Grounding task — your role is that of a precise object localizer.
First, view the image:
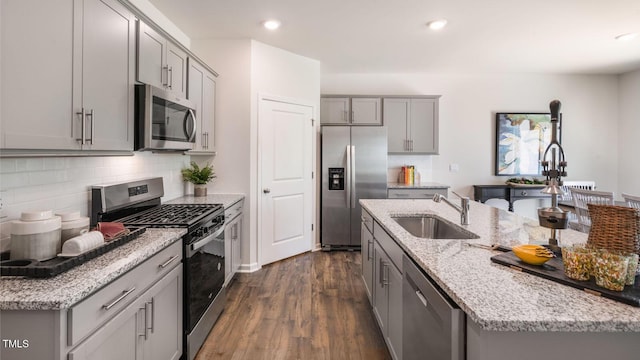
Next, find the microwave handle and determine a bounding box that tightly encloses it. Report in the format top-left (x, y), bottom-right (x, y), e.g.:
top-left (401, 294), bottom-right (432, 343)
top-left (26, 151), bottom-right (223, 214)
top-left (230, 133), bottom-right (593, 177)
top-left (184, 109), bottom-right (197, 141)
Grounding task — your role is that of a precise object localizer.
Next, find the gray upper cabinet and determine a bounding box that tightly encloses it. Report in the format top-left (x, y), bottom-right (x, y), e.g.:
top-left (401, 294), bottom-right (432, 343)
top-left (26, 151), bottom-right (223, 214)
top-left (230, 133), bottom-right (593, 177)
top-left (187, 59), bottom-right (216, 153)
top-left (1, 0), bottom-right (77, 150)
top-left (0, 0), bottom-right (135, 152)
top-left (78, 0), bottom-right (136, 151)
top-left (321, 97), bottom-right (350, 124)
top-left (352, 98), bottom-right (382, 125)
top-left (320, 97), bottom-right (382, 125)
top-left (383, 97), bottom-right (439, 154)
top-left (137, 21), bottom-right (187, 99)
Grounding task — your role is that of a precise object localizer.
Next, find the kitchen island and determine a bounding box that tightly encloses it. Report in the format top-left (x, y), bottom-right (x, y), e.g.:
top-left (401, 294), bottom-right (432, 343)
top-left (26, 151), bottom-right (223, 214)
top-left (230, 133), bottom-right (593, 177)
top-left (361, 199), bottom-right (640, 360)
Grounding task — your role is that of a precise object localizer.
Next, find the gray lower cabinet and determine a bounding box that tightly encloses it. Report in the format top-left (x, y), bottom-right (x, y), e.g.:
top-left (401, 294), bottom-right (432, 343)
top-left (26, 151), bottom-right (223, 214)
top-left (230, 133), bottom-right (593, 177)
top-left (224, 199), bottom-right (244, 285)
top-left (1, 0), bottom-right (135, 152)
top-left (187, 59), bottom-right (217, 154)
top-left (0, 241), bottom-right (183, 360)
top-left (384, 97), bottom-right (439, 154)
top-left (372, 228), bottom-right (403, 360)
top-left (69, 264), bottom-right (182, 360)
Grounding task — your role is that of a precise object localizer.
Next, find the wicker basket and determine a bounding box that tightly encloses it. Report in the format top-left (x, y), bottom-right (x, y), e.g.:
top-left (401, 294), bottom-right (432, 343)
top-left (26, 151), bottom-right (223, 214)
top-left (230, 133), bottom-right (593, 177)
top-left (587, 204), bottom-right (640, 255)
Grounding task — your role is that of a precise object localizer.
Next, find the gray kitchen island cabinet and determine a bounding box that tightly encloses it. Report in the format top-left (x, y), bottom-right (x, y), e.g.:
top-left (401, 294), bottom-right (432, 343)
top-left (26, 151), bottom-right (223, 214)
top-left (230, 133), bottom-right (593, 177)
top-left (361, 209), bottom-right (375, 303)
top-left (137, 20), bottom-right (188, 99)
top-left (186, 59), bottom-right (217, 154)
top-left (0, 0), bottom-right (136, 153)
top-left (371, 222), bottom-right (403, 360)
top-left (383, 97), bottom-right (440, 154)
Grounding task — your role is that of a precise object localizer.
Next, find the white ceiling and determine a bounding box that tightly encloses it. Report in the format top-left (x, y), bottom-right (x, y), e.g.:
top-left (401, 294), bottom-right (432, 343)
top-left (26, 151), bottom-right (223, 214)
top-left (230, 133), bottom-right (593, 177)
top-left (148, 0), bottom-right (640, 75)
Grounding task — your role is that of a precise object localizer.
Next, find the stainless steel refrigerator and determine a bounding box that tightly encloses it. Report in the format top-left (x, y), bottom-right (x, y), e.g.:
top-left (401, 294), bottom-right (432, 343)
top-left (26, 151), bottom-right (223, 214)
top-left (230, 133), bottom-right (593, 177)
top-left (321, 126), bottom-right (388, 249)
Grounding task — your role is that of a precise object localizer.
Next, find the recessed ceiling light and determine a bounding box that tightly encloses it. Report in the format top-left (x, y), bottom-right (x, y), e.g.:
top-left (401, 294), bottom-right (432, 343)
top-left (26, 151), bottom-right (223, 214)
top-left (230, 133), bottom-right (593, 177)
top-left (427, 19), bottom-right (448, 31)
top-left (263, 20), bottom-right (281, 30)
top-left (615, 32), bottom-right (638, 41)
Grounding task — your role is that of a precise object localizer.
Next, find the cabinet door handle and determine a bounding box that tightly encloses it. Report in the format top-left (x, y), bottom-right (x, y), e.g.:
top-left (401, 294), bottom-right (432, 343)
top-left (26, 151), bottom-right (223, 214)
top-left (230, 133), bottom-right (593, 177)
top-left (162, 65), bottom-right (169, 87)
top-left (137, 308), bottom-right (147, 339)
top-left (88, 109), bottom-right (94, 145)
top-left (415, 290), bottom-right (428, 307)
top-left (168, 66), bottom-right (173, 89)
top-left (383, 263), bottom-right (389, 286)
top-left (76, 108), bottom-right (86, 145)
top-left (158, 254), bottom-right (179, 269)
top-left (379, 259), bottom-right (385, 287)
top-left (102, 287), bottom-right (136, 310)
top-left (146, 298), bottom-right (155, 334)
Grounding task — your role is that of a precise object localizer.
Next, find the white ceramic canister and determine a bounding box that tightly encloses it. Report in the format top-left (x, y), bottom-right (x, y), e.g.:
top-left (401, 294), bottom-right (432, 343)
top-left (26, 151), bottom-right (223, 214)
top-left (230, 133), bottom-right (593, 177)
top-left (11, 210), bottom-right (62, 261)
top-left (56, 211), bottom-right (90, 243)
top-left (60, 231), bottom-right (105, 256)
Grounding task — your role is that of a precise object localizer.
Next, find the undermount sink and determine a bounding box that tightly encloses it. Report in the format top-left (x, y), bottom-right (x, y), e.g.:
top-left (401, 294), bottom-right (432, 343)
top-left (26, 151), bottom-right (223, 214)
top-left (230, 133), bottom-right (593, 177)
top-left (392, 215), bottom-right (479, 239)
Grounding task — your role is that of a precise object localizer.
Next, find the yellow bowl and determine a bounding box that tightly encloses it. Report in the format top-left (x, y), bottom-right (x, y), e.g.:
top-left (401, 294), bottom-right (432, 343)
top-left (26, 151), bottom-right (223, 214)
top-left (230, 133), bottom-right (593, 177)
top-left (512, 245), bottom-right (553, 266)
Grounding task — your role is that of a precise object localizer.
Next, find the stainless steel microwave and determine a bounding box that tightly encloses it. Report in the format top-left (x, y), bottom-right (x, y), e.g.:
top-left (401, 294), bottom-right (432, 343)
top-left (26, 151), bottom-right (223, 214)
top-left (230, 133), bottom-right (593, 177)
top-left (135, 84), bottom-right (196, 151)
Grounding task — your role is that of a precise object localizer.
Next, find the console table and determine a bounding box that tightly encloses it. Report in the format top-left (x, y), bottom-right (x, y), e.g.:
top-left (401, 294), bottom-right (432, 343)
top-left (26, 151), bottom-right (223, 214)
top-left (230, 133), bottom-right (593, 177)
top-left (473, 184), bottom-right (550, 212)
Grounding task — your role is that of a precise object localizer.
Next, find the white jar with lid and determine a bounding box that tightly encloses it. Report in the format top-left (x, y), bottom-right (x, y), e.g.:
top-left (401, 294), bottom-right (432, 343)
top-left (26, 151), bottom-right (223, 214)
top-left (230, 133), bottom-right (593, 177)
top-left (56, 211), bottom-right (90, 243)
top-left (11, 210), bottom-right (62, 261)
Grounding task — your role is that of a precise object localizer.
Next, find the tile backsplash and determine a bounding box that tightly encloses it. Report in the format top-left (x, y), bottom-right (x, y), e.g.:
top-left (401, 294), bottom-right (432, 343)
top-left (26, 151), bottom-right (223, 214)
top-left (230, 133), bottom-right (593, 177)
top-left (0, 152), bottom-right (191, 251)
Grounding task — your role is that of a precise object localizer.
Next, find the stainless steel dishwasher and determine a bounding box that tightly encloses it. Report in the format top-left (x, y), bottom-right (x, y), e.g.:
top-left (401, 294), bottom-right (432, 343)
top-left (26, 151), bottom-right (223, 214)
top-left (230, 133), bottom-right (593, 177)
top-left (402, 254), bottom-right (465, 360)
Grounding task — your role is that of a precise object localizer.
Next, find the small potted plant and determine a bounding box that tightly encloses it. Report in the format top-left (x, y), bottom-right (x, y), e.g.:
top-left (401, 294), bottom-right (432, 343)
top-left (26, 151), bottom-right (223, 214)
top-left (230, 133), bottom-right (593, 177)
top-left (181, 161), bottom-right (216, 197)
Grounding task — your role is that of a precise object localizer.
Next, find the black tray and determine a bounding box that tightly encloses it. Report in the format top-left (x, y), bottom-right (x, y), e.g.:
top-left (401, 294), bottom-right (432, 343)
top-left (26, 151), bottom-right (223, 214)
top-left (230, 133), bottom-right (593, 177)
top-left (0, 227), bottom-right (146, 278)
top-left (491, 251), bottom-right (640, 307)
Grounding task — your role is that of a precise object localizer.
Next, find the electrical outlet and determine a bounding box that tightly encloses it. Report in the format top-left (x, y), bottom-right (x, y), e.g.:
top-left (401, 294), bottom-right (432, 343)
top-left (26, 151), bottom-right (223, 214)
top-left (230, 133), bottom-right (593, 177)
top-left (449, 163), bottom-right (460, 173)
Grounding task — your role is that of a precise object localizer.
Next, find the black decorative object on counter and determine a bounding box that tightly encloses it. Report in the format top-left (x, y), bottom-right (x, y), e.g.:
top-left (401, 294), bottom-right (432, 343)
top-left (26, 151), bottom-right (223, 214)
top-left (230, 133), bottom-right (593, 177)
top-left (0, 227), bottom-right (146, 278)
top-left (491, 251), bottom-right (640, 307)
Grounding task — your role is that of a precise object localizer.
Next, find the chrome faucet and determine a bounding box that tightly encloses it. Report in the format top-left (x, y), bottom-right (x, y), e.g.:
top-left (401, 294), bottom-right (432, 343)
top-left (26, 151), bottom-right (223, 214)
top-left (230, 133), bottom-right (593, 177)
top-left (433, 193), bottom-right (470, 225)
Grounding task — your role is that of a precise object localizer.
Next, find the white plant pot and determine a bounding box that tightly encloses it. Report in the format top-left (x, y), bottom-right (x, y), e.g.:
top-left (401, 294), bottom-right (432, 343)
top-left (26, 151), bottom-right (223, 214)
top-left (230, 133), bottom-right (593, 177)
top-left (184, 182), bottom-right (194, 195)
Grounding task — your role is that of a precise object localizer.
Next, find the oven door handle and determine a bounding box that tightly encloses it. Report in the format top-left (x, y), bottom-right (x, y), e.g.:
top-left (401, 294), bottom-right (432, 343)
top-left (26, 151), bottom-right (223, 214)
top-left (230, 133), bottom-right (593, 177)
top-left (190, 226), bottom-right (225, 252)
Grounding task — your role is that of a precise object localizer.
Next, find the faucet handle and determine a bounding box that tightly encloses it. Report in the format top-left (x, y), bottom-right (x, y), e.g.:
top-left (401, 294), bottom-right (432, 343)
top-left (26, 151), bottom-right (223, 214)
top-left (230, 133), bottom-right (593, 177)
top-left (451, 190), bottom-right (469, 200)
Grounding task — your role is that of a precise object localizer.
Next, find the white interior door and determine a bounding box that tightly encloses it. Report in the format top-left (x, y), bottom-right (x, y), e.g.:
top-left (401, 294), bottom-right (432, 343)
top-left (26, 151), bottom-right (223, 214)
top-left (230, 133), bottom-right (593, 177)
top-left (259, 98), bottom-right (313, 265)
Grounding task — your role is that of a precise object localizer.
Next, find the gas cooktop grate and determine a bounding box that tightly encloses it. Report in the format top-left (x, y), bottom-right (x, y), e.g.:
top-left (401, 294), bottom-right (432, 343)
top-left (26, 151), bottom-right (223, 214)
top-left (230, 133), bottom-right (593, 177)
top-left (118, 204), bottom-right (223, 226)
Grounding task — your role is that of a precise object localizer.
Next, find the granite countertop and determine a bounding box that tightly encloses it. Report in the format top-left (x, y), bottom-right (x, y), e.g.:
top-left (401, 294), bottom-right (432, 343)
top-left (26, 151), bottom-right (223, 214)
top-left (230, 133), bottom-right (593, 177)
top-left (360, 199), bottom-right (640, 332)
top-left (0, 228), bottom-right (185, 311)
top-left (166, 193), bottom-right (244, 209)
top-left (387, 181), bottom-right (450, 189)
top-left (0, 193), bottom-right (244, 311)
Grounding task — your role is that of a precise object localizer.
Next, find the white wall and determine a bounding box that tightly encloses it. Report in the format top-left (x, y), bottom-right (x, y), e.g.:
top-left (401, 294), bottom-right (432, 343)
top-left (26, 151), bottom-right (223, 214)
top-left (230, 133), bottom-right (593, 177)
top-left (322, 73), bottom-right (621, 202)
top-left (0, 153), bottom-right (191, 251)
top-left (191, 39), bottom-right (320, 270)
top-left (618, 69), bottom-right (640, 196)
top-left (191, 38), bottom-right (253, 269)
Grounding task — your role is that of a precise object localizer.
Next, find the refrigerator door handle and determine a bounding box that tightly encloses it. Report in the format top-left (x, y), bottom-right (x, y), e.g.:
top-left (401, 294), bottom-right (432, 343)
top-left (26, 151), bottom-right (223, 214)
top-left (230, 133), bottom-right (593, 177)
top-left (350, 145), bottom-right (356, 208)
top-left (346, 145), bottom-right (351, 208)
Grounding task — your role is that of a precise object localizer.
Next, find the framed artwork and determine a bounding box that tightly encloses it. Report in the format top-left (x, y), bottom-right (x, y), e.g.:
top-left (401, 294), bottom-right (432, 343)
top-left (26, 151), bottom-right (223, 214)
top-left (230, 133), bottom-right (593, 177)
top-left (495, 113), bottom-right (560, 176)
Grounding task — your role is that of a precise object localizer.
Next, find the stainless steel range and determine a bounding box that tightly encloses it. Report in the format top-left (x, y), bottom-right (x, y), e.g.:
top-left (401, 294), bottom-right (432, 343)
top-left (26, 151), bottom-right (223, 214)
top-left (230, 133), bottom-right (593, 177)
top-left (91, 177), bottom-right (225, 360)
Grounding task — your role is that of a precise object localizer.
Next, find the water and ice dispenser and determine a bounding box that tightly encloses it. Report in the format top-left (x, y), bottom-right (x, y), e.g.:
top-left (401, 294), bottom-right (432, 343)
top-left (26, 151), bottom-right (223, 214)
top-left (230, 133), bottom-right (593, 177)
top-left (328, 168), bottom-right (345, 190)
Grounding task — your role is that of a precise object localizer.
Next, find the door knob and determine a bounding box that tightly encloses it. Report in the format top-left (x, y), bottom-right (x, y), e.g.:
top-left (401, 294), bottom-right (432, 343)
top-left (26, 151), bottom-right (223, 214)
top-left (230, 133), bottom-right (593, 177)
top-left (263, 188), bottom-right (271, 194)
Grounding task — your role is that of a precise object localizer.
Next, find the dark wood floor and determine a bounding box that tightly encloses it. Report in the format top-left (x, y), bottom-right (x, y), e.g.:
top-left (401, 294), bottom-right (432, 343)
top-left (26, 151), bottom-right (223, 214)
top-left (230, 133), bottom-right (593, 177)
top-left (195, 251), bottom-right (391, 360)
